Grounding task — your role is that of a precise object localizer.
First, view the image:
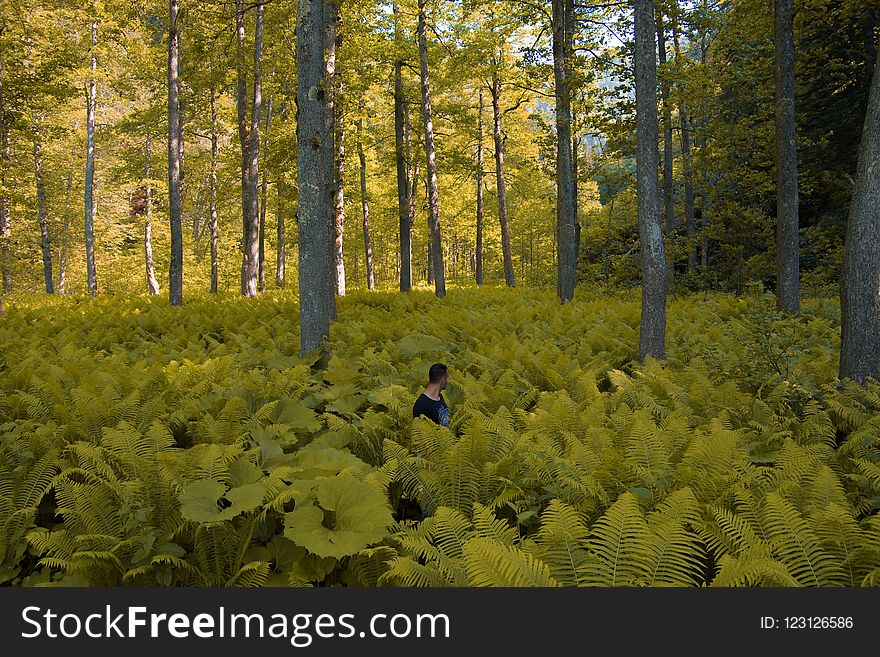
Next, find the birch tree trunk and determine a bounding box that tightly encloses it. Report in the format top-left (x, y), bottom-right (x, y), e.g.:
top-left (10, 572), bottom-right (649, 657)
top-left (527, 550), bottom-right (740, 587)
top-left (297, 0), bottom-right (336, 355)
top-left (32, 123), bottom-right (54, 294)
top-left (356, 102), bottom-right (374, 290)
top-left (236, 0), bottom-right (250, 295)
top-left (774, 0), bottom-right (800, 313)
top-left (244, 1), bottom-right (264, 298)
top-left (491, 71), bottom-right (515, 287)
top-left (84, 16), bottom-right (98, 295)
top-left (476, 90), bottom-right (484, 286)
top-left (259, 96), bottom-right (272, 292)
top-left (635, 0), bottom-right (667, 361)
top-left (333, 9), bottom-right (346, 297)
top-left (0, 56), bottom-right (9, 297)
top-left (145, 137), bottom-right (159, 295)
top-left (210, 86), bottom-right (219, 293)
top-left (839, 48), bottom-right (880, 384)
top-left (58, 165), bottom-right (73, 294)
top-left (167, 0), bottom-right (183, 306)
top-left (418, 0), bottom-right (445, 298)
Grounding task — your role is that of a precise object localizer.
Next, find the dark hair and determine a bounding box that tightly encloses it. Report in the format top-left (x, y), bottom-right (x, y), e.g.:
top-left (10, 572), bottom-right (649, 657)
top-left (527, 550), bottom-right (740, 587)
top-left (428, 363), bottom-right (448, 383)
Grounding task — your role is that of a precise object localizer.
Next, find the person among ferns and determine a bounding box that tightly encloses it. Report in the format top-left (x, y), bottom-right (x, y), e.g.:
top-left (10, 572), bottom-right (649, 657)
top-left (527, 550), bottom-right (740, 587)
top-left (412, 362), bottom-right (450, 427)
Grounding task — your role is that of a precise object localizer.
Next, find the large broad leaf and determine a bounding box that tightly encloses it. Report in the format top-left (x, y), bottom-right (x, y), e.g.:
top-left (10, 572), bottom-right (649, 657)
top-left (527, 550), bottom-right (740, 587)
top-left (283, 473), bottom-right (392, 559)
top-left (367, 385), bottom-right (410, 408)
top-left (179, 479), bottom-right (268, 523)
top-left (270, 397), bottom-right (323, 433)
top-left (398, 334), bottom-right (447, 359)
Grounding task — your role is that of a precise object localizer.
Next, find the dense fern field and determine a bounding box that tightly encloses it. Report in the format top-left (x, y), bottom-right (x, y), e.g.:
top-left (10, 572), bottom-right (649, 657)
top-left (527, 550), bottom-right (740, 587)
top-left (1, 287), bottom-right (879, 587)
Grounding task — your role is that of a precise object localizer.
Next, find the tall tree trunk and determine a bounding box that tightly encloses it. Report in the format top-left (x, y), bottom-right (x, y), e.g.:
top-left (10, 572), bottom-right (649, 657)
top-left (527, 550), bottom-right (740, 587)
top-left (774, 0), bottom-right (800, 313)
top-left (58, 164), bottom-right (73, 294)
top-left (491, 71), bottom-right (515, 287)
top-left (552, 0), bottom-right (576, 303)
top-left (393, 2), bottom-right (412, 292)
top-left (406, 109), bottom-right (418, 281)
top-left (236, 0), bottom-right (250, 295)
top-left (476, 90), bottom-right (484, 286)
top-left (145, 137), bottom-right (160, 295)
top-left (243, 1), bottom-right (264, 298)
top-left (296, 0), bottom-right (336, 355)
top-left (333, 9), bottom-right (346, 298)
top-left (84, 16), bottom-right (98, 295)
top-left (356, 101), bottom-right (374, 290)
top-left (840, 48), bottom-right (880, 384)
top-left (418, 0), bottom-right (445, 298)
top-left (209, 86), bottom-right (219, 293)
top-left (177, 50), bottom-right (184, 213)
top-left (259, 96), bottom-right (272, 292)
top-left (656, 9), bottom-right (675, 288)
top-left (635, 0), bottom-right (667, 362)
top-left (32, 123), bottom-right (54, 294)
top-left (672, 8), bottom-right (696, 275)
top-left (168, 0), bottom-right (183, 306)
top-left (700, 134), bottom-right (709, 269)
top-left (568, 4), bottom-right (580, 272)
top-left (0, 55), bottom-right (9, 297)
top-left (276, 173), bottom-right (285, 288)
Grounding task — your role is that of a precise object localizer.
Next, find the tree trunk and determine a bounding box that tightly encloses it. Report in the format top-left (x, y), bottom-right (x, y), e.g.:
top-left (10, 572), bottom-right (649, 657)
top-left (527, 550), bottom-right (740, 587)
top-left (210, 87), bottom-right (219, 293)
top-left (839, 48), bottom-right (880, 384)
top-left (296, 0), bottom-right (336, 356)
top-left (168, 0), bottom-right (183, 306)
top-left (671, 10), bottom-right (696, 275)
top-left (635, 0), bottom-right (667, 362)
top-left (32, 124), bottom-right (54, 294)
top-left (276, 172), bottom-right (285, 288)
top-left (236, 0), bottom-right (250, 295)
top-left (774, 0), bottom-right (800, 313)
top-left (0, 56), bottom-right (10, 297)
top-left (145, 137), bottom-right (160, 295)
top-left (656, 10), bottom-right (675, 290)
top-left (418, 0), bottom-right (445, 298)
top-left (393, 2), bottom-right (412, 293)
top-left (177, 52), bottom-right (184, 213)
top-left (491, 72), bottom-right (515, 287)
top-left (243, 1), bottom-right (264, 298)
top-left (476, 90), bottom-right (484, 286)
top-left (58, 164), bottom-right (73, 294)
top-left (84, 17), bottom-right (98, 295)
top-left (333, 10), bottom-right (346, 298)
top-left (356, 102), bottom-right (374, 290)
top-left (259, 96), bottom-right (272, 292)
top-left (552, 0), bottom-right (576, 303)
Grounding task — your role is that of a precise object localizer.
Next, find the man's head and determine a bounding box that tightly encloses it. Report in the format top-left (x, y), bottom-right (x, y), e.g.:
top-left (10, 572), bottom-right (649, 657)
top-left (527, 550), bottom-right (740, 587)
top-left (428, 363), bottom-right (448, 389)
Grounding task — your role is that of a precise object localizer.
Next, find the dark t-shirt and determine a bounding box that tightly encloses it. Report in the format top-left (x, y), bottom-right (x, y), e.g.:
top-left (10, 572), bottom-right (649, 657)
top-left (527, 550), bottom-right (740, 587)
top-left (412, 393), bottom-right (450, 427)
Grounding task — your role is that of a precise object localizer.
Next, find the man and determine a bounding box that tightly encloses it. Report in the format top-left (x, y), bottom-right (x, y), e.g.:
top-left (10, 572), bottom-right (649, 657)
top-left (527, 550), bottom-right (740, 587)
top-left (412, 362), bottom-right (450, 427)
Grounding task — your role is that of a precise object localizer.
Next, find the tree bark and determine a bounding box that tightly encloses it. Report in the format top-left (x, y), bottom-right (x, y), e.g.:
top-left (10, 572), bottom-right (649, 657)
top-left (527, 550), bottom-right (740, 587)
top-left (84, 17), bottom-right (98, 295)
top-left (276, 173), bottom-right (286, 288)
top-left (656, 9), bottom-right (675, 289)
top-left (259, 96), bottom-right (272, 292)
top-left (671, 9), bottom-right (696, 275)
top-left (168, 0), bottom-right (183, 306)
top-left (418, 0), bottom-right (445, 298)
top-left (58, 164), bottom-right (73, 294)
top-left (333, 9), bottom-right (346, 298)
top-left (635, 0), bottom-right (667, 362)
top-left (208, 87), bottom-right (219, 293)
top-left (840, 48), bottom-right (880, 384)
top-left (243, 1), bottom-right (264, 298)
top-left (491, 71), bottom-right (515, 287)
top-left (356, 102), bottom-right (374, 290)
top-left (32, 123), bottom-right (54, 294)
top-left (476, 90), bottom-right (484, 286)
top-left (236, 0), bottom-right (250, 295)
top-left (393, 2), bottom-right (412, 292)
top-left (0, 55), bottom-right (9, 297)
top-left (297, 0), bottom-right (336, 355)
top-left (774, 0), bottom-right (800, 313)
top-left (552, 0), bottom-right (576, 303)
top-left (145, 137), bottom-right (160, 295)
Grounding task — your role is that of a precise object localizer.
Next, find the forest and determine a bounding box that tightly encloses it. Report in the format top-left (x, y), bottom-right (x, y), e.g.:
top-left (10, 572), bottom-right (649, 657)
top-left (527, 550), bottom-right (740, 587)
top-left (0, 0), bottom-right (879, 588)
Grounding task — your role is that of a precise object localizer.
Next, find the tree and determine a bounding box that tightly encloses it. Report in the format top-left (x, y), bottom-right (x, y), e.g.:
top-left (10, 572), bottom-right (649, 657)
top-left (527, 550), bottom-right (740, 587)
top-left (84, 13), bottom-right (98, 296)
top-left (259, 96), bottom-right (272, 292)
top-left (209, 85), bottom-right (219, 293)
top-left (167, 0), bottom-right (183, 306)
top-left (839, 48), bottom-right (880, 384)
top-left (774, 0), bottom-right (799, 313)
top-left (475, 90), bottom-right (484, 286)
top-left (394, 1), bottom-right (412, 292)
top-left (31, 120), bottom-right (53, 293)
top-left (297, 0), bottom-right (336, 355)
top-left (552, 0), bottom-right (576, 303)
top-left (634, 0), bottom-right (667, 361)
top-left (144, 137), bottom-right (159, 295)
top-left (418, 0), bottom-right (445, 299)
top-left (244, 1), bottom-right (265, 298)
top-left (333, 8), bottom-right (346, 297)
top-left (356, 100), bottom-right (374, 290)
